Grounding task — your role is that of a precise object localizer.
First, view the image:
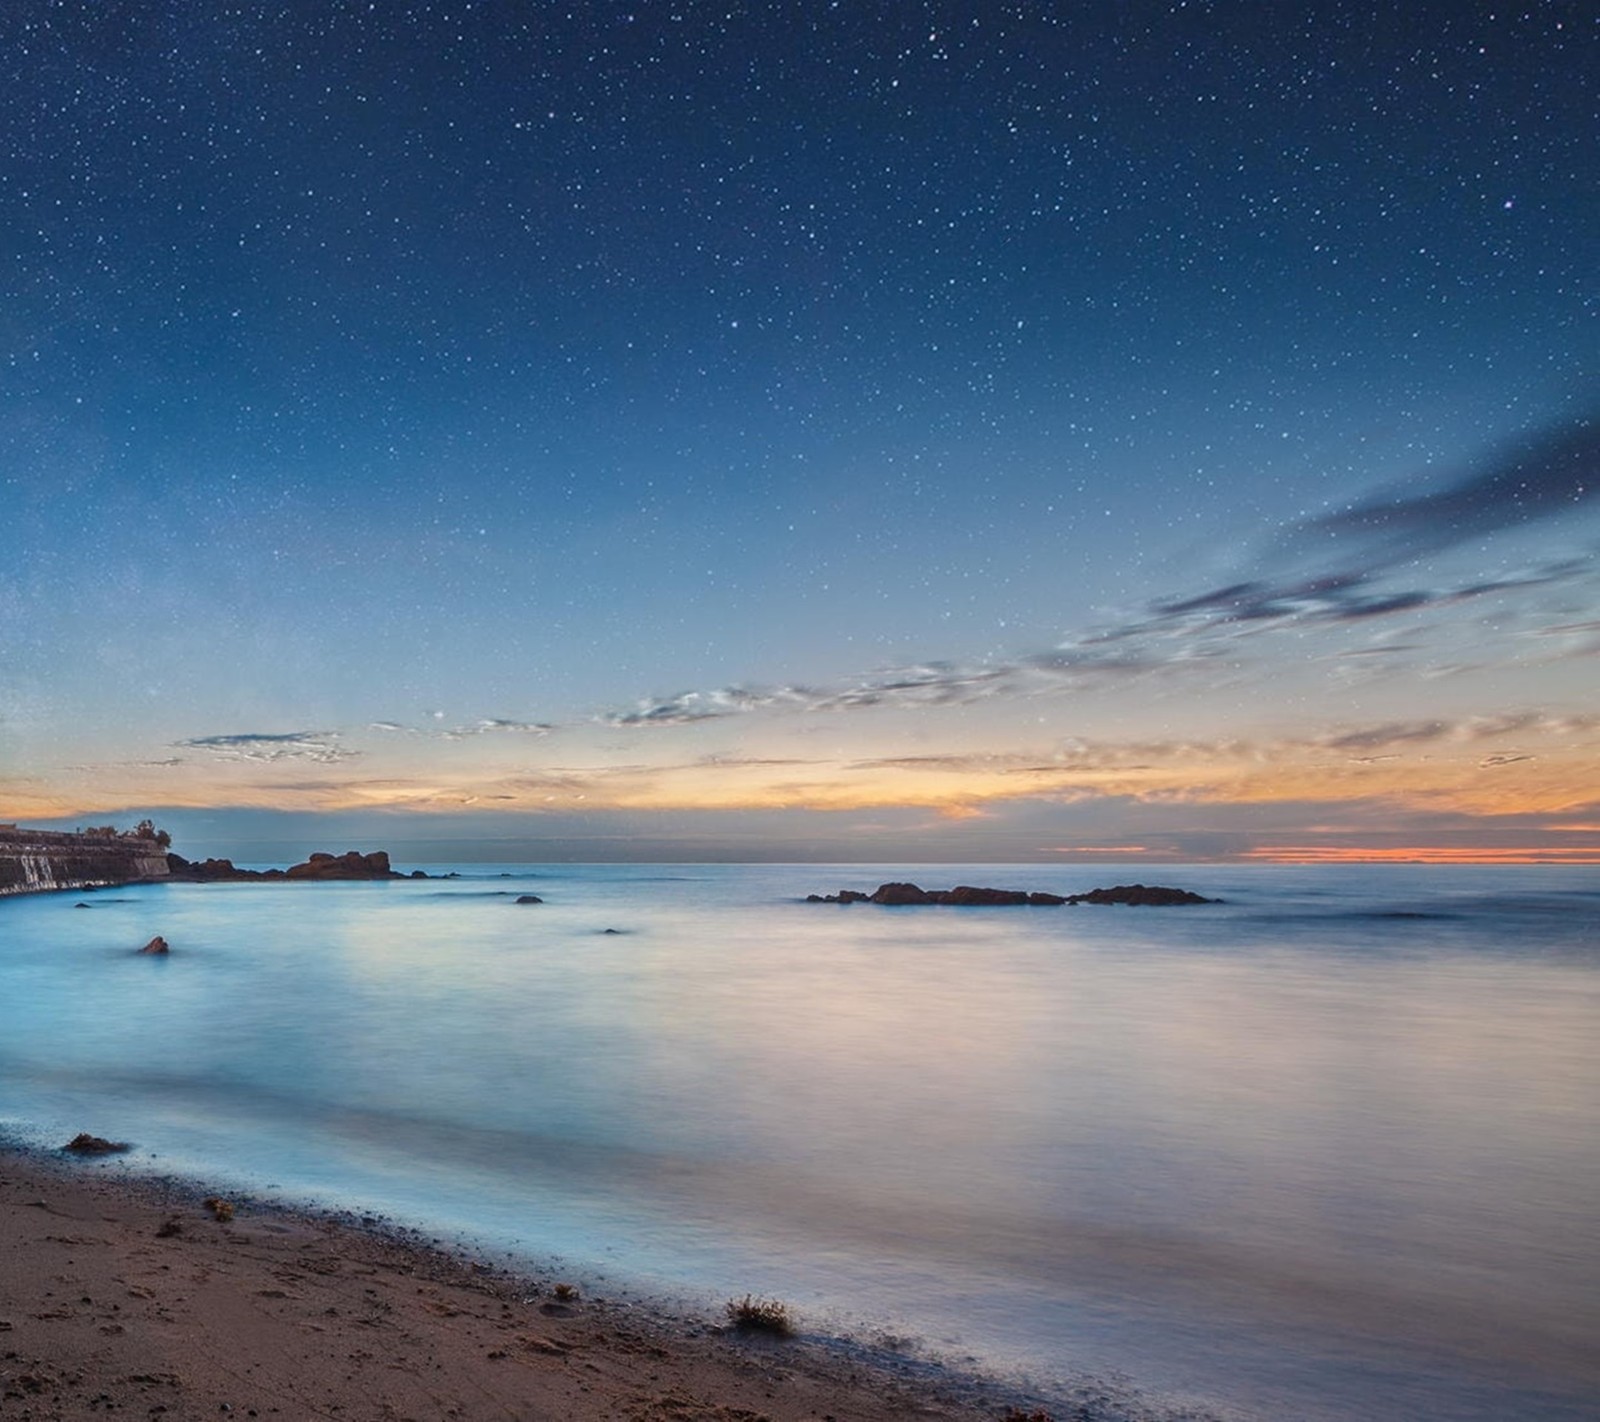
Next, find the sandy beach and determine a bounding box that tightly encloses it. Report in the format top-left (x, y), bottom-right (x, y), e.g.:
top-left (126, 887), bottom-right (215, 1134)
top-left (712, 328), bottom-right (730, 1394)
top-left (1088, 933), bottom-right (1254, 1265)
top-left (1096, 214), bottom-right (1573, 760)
top-left (0, 1148), bottom-right (1013, 1422)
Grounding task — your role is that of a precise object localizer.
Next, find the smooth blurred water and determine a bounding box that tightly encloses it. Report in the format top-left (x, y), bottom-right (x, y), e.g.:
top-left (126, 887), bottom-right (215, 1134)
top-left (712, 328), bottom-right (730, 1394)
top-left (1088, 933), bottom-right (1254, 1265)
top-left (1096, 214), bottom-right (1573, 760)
top-left (3, 863), bottom-right (1598, 1421)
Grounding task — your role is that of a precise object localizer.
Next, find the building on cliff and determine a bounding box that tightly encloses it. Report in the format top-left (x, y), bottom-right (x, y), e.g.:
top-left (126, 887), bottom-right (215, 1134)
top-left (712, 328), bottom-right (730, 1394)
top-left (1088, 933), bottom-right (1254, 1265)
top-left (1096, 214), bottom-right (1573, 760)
top-left (0, 825), bottom-right (172, 897)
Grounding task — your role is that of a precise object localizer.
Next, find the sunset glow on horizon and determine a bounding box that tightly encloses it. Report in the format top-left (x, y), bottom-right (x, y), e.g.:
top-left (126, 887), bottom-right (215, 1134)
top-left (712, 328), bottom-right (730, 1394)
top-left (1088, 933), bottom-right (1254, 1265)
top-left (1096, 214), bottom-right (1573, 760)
top-left (1241, 846), bottom-right (1600, 865)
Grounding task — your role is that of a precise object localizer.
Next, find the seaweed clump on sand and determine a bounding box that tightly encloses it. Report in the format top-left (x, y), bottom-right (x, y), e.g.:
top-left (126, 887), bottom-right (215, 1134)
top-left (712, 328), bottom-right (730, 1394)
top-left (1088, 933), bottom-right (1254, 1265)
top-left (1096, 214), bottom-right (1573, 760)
top-left (724, 1295), bottom-right (794, 1336)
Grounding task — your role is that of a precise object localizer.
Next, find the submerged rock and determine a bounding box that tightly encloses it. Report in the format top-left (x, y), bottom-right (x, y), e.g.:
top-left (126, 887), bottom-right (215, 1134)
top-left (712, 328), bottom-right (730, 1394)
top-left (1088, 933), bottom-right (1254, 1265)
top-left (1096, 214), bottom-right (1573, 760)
top-left (515, 894), bottom-right (544, 904)
top-left (138, 935), bottom-right (170, 954)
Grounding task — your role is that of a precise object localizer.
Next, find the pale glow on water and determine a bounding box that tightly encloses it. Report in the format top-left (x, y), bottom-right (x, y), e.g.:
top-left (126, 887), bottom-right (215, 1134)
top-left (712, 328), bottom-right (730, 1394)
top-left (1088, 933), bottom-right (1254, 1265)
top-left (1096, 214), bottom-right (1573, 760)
top-left (3, 864), bottom-right (1598, 1421)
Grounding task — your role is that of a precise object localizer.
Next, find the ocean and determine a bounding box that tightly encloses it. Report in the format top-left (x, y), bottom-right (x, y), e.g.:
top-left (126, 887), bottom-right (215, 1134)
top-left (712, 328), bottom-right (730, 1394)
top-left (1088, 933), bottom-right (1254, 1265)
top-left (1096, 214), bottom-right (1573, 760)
top-left (2, 863), bottom-right (1597, 1421)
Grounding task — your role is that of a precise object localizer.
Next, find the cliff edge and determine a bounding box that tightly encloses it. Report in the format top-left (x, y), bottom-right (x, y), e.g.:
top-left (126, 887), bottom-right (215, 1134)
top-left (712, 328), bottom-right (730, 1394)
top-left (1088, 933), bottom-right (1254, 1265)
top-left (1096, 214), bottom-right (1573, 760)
top-left (0, 824), bottom-right (171, 897)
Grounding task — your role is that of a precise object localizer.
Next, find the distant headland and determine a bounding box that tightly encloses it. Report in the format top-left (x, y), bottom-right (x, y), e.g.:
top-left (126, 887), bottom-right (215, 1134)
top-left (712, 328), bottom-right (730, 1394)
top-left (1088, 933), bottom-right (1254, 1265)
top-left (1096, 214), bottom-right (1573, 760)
top-left (0, 822), bottom-right (172, 897)
top-left (0, 822), bottom-right (429, 897)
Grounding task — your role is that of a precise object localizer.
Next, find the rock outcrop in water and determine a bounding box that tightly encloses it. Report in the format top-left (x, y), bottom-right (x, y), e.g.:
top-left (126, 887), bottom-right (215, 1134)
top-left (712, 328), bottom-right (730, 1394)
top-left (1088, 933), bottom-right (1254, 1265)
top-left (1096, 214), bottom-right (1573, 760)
top-left (1071, 884), bottom-right (1219, 906)
top-left (287, 850), bottom-right (399, 880)
top-left (165, 855), bottom-right (259, 880)
top-left (806, 881), bottom-right (1218, 906)
top-left (166, 849), bottom-right (423, 882)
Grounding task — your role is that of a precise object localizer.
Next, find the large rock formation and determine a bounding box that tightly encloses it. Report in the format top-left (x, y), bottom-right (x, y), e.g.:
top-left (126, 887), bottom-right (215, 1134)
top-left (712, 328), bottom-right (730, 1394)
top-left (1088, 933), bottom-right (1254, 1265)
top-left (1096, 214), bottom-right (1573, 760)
top-left (0, 825), bottom-right (171, 897)
top-left (286, 850), bottom-right (397, 880)
top-left (166, 849), bottom-right (415, 882)
top-left (806, 881), bottom-right (1218, 906)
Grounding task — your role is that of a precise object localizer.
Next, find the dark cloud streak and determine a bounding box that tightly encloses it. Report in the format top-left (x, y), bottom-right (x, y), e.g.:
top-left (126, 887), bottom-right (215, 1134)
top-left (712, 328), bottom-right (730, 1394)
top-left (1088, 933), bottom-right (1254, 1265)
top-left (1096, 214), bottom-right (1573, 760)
top-left (1296, 420), bottom-right (1597, 558)
top-left (1141, 420), bottom-right (1598, 636)
top-left (591, 419), bottom-right (1598, 733)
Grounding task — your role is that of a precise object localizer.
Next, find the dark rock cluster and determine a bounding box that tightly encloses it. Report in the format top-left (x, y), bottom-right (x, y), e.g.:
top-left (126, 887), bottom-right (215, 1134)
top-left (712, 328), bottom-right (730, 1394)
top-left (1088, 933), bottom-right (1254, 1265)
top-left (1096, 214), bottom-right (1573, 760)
top-left (1071, 883), bottom-right (1219, 905)
top-left (166, 854), bottom-right (260, 880)
top-left (286, 850), bottom-right (400, 880)
top-left (806, 881), bottom-right (1218, 906)
top-left (166, 850), bottom-right (430, 882)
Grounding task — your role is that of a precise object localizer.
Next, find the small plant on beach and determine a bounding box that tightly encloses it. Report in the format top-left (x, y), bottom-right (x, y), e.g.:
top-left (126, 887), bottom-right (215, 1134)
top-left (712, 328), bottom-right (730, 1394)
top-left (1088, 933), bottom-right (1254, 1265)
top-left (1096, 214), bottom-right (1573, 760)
top-left (552, 1282), bottom-right (579, 1303)
top-left (203, 1196), bottom-right (235, 1223)
top-left (724, 1294), bottom-right (794, 1337)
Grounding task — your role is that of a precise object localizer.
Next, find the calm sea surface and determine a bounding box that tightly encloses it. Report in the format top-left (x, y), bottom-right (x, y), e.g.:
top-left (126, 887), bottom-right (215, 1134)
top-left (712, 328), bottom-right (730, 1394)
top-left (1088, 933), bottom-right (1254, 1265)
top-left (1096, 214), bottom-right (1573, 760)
top-left (2, 863), bottom-right (1597, 1421)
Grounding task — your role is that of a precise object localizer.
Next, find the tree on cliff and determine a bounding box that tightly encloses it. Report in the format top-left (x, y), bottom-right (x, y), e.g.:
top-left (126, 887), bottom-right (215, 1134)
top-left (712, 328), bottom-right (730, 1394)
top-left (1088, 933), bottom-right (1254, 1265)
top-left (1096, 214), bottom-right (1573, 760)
top-left (130, 819), bottom-right (172, 848)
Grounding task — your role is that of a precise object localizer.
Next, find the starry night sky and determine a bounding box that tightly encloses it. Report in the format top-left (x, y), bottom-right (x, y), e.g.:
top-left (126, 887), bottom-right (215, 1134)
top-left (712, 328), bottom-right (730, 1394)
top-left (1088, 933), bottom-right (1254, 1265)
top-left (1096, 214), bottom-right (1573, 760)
top-left (3, 2), bottom-right (1596, 862)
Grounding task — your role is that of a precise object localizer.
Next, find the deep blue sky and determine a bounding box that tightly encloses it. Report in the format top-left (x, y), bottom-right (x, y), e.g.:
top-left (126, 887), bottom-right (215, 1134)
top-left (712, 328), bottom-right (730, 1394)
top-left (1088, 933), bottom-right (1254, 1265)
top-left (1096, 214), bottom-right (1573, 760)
top-left (3, 2), bottom-right (1595, 861)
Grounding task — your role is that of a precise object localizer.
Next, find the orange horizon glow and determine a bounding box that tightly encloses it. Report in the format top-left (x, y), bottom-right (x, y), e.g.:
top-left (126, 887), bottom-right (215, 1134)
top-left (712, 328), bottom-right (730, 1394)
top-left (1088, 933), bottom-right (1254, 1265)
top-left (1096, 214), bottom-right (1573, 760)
top-left (1242, 846), bottom-right (1600, 865)
top-left (1044, 845), bottom-right (1151, 854)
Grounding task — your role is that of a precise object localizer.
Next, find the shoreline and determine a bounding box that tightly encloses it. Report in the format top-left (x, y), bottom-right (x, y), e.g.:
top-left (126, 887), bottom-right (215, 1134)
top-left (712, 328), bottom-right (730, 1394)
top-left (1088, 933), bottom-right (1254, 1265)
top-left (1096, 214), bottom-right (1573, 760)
top-left (1, 1140), bottom-right (1044, 1422)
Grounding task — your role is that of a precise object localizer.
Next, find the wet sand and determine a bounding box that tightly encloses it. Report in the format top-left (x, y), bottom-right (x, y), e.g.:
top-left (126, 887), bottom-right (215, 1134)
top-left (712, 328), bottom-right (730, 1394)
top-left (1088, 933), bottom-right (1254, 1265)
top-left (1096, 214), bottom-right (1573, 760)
top-left (0, 1148), bottom-right (1015, 1422)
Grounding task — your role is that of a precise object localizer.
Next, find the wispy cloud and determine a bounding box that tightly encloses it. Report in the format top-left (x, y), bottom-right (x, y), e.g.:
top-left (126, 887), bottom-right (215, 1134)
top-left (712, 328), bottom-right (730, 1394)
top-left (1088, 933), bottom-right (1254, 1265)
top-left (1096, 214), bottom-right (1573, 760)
top-left (602, 687), bottom-right (814, 726)
top-left (1126, 559), bottom-right (1584, 640)
top-left (368, 717), bottom-right (554, 740)
top-left (594, 418), bottom-right (1598, 733)
top-left (68, 756), bottom-right (189, 771)
top-left (438, 718), bottom-right (554, 741)
top-left (600, 653), bottom-right (1205, 729)
top-left (175, 732), bottom-right (356, 764)
top-left (1316, 721), bottom-right (1451, 752)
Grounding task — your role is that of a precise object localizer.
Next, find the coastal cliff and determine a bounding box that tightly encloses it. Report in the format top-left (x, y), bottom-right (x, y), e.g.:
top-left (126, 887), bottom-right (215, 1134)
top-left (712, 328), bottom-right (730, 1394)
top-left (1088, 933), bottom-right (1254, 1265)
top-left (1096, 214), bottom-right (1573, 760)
top-left (0, 825), bottom-right (171, 897)
top-left (1, 825), bottom-right (429, 897)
